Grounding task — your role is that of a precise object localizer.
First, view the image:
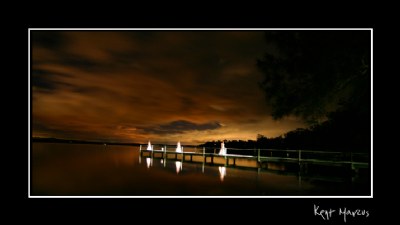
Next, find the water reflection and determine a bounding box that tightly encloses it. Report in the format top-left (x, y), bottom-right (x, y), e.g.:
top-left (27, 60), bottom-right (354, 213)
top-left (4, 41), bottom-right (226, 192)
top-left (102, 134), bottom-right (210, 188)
top-left (219, 166), bottom-right (226, 181)
top-left (146, 158), bottom-right (152, 169)
top-left (176, 161), bottom-right (182, 174)
top-left (141, 156), bottom-right (183, 174)
top-left (32, 143), bottom-right (370, 196)
top-left (160, 158), bottom-right (167, 167)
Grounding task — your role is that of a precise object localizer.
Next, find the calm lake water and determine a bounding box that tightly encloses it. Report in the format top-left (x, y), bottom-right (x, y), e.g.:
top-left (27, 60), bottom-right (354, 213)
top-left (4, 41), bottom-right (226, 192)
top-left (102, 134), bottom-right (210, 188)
top-left (30, 143), bottom-right (370, 196)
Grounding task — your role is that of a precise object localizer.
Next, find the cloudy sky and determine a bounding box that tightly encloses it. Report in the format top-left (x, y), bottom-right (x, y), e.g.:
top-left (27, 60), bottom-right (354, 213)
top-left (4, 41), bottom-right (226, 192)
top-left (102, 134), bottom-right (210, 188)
top-left (31, 30), bottom-right (305, 144)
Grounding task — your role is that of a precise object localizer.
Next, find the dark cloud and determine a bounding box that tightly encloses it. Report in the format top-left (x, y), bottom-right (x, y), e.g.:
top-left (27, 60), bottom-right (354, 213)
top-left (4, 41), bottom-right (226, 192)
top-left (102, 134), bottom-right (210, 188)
top-left (32, 68), bottom-right (73, 92)
top-left (140, 120), bottom-right (222, 135)
top-left (31, 31), bottom-right (67, 49)
top-left (32, 70), bottom-right (57, 91)
top-left (59, 54), bottom-right (103, 72)
top-left (106, 50), bottom-right (143, 67)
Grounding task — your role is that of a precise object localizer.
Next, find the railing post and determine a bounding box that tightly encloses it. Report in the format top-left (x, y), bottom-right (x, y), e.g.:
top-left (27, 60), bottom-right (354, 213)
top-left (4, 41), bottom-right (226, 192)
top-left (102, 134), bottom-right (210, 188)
top-left (299, 150), bottom-right (301, 162)
top-left (258, 149), bottom-right (260, 163)
top-left (203, 147), bottom-right (206, 164)
top-left (164, 145), bottom-right (167, 160)
top-left (298, 150), bottom-right (302, 172)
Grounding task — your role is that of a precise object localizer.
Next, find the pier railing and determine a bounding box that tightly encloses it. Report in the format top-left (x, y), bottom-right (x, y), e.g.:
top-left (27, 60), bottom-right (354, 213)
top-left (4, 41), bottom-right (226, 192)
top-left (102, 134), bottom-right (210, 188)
top-left (139, 144), bottom-right (369, 164)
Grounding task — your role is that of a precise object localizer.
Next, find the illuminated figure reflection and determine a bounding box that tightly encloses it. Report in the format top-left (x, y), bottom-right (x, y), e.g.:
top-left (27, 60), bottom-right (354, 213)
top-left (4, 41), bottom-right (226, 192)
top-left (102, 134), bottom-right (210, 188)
top-left (176, 161), bottom-right (182, 174)
top-left (146, 158), bottom-right (152, 168)
top-left (160, 159), bottom-right (166, 167)
top-left (219, 166), bottom-right (226, 181)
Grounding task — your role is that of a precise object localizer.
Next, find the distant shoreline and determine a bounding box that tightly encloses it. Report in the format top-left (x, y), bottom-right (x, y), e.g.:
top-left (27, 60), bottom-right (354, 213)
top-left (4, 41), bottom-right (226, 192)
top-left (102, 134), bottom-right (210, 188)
top-left (31, 137), bottom-right (200, 147)
top-left (31, 137), bottom-right (141, 146)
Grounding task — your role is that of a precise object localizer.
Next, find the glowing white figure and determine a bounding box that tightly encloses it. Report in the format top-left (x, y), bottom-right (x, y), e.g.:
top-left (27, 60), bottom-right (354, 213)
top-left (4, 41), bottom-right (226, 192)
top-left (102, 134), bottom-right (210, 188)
top-left (176, 141), bottom-right (183, 153)
top-left (147, 140), bottom-right (152, 150)
top-left (219, 142), bottom-right (227, 155)
top-left (219, 166), bottom-right (226, 181)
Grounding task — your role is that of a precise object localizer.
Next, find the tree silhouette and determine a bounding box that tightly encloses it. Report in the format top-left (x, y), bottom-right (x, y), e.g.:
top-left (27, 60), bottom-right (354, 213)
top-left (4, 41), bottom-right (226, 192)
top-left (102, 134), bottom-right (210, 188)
top-left (257, 30), bottom-right (370, 124)
top-left (255, 30), bottom-right (371, 152)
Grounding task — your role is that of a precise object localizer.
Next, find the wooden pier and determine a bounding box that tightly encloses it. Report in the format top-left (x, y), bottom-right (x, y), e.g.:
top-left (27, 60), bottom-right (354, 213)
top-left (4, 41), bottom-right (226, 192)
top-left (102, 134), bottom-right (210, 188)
top-left (139, 145), bottom-right (369, 174)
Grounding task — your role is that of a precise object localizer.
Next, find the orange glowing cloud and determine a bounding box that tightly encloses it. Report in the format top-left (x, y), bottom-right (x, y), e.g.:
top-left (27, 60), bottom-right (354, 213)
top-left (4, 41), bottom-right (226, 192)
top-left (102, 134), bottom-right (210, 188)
top-left (31, 30), bottom-right (305, 144)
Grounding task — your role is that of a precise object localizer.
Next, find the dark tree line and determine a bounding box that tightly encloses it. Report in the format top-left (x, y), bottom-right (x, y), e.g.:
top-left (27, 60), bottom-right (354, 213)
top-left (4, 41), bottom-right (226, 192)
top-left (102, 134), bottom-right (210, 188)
top-left (199, 117), bottom-right (369, 154)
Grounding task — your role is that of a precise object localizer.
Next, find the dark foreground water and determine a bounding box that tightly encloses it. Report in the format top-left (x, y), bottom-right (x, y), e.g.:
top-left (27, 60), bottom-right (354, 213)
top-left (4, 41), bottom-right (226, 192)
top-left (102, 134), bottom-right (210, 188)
top-left (31, 143), bottom-right (370, 196)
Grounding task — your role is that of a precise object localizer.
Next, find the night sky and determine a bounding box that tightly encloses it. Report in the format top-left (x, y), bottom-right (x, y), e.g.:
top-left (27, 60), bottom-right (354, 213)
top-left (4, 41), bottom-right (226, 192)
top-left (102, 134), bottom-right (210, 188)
top-left (31, 30), bottom-right (306, 144)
